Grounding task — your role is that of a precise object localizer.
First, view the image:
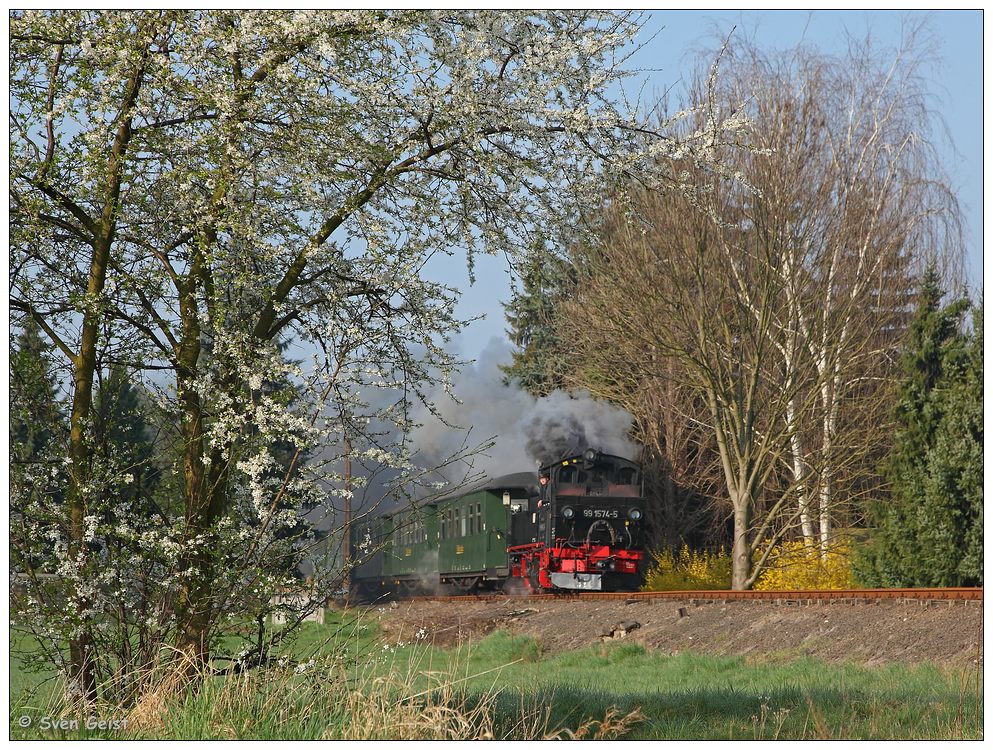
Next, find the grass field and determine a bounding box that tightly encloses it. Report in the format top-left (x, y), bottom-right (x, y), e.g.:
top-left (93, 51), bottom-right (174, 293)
top-left (10, 611), bottom-right (983, 740)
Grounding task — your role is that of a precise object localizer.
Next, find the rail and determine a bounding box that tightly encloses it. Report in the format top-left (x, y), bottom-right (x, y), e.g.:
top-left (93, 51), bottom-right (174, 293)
top-left (395, 587), bottom-right (983, 604)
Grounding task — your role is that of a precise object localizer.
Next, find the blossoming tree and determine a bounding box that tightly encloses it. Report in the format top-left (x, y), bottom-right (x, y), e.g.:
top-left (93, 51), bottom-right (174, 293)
top-left (10, 9), bottom-right (746, 698)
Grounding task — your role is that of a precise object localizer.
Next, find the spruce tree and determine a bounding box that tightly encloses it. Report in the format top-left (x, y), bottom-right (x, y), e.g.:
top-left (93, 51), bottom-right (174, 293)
top-left (10, 318), bottom-right (64, 461)
top-left (10, 319), bottom-right (67, 571)
top-left (854, 269), bottom-right (981, 586)
top-left (501, 248), bottom-right (574, 396)
top-left (927, 300), bottom-right (983, 584)
top-left (93, 366), bottom-right (161, 515)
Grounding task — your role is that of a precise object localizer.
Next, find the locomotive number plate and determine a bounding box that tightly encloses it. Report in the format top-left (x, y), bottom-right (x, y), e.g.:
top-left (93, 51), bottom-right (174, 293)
top-left (583, 509), bottom-right (620, 519)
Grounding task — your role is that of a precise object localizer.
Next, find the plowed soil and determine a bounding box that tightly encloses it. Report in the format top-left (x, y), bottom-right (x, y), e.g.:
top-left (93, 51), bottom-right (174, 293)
top-left (362, 595), bottom-right (983, 667)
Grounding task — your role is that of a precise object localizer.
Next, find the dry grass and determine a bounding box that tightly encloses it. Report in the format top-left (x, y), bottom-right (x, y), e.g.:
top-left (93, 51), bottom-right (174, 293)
top-left (14, 644), bottom-right (644, 741)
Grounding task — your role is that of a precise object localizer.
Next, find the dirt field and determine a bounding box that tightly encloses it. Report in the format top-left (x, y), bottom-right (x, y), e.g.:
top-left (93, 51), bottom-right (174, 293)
top-left (361, 595), bottom-right (983, 667)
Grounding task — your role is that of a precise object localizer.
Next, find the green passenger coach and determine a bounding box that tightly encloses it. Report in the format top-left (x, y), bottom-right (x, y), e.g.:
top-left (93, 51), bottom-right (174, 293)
top-left (436, 472), bottom-right (533, 590)
top-left (350, 472), bottom-right (534, 597)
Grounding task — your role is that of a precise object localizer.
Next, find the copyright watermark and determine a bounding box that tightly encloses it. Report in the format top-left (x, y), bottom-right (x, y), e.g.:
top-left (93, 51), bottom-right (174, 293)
top-left (15, 715), bottom-right (128, 732)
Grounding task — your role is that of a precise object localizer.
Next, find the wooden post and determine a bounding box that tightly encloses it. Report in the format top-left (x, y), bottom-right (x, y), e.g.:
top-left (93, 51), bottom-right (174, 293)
top-left (342, 436), bottom-right (352, 593)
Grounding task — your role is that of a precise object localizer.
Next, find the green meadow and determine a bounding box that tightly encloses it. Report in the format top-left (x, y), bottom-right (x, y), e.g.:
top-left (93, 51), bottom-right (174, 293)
top-left (10, 611), bottom-right (983, 740)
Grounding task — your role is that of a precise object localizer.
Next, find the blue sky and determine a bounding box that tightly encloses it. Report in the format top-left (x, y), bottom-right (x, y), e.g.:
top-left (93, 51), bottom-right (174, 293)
top-left (437, 10), bottom-right (983, 360)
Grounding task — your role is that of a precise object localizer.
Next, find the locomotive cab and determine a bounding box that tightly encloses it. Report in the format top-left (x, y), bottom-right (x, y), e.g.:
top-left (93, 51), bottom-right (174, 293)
top-left (546, 451), bottom-right (643, 548)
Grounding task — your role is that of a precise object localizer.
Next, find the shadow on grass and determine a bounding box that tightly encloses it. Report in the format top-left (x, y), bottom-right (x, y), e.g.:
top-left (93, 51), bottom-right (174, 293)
top-left (479, 683), bottom-right (984, 741)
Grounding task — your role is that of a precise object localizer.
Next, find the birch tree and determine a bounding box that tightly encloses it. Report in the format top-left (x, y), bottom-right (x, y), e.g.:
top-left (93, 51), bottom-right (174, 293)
top-left (558, 28), bottom-right (963, 588)
top-left (709, 31), bottom-right (963, 553)
top-left (562, 181), bottom-right (807, 589)
top-left (10, 9), bottom-right (746, 696)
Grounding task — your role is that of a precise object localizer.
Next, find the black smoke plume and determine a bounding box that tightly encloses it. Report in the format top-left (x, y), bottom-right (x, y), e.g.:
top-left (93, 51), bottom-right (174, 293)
top-left (409, 339), bottom-right (638, 483)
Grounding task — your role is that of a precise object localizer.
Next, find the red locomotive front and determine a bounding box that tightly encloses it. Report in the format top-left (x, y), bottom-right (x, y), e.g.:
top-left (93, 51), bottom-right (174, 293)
top-left (507, 449), bottom-right (646, 592)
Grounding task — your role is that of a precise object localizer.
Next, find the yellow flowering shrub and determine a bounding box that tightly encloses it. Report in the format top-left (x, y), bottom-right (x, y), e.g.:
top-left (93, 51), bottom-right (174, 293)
top-left (752, 540), bottom-right (854, 591)
top-left (642, 545), bottom-right (732, 591)
top-left (642, 540), bottom-right (855, 592)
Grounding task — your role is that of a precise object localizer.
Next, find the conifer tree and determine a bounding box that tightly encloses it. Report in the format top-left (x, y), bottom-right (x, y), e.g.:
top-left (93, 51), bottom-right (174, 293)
top-left (855, 269), bottom-right (981, 586)
top-left (10, 318), bottom-right (64, 461)
top-left (501, 249), bottom-right (575, 396)
top-left (925, 300), bottom-right (983, 584)
top-left (10, 319), bottom-right (68, 579)
top-left (93, 366), bottom-right (161, 515)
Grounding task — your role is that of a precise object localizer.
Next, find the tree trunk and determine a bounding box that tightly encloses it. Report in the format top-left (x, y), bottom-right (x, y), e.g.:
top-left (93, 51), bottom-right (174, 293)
top-left (65, 227), bottom-right (117, 701)
top-left (731, 498), bottom-right (752, 590)
top-left (67, 375), bottom-right (99, 701)
top-left (63, 38), bottom-right (149, 699)
top-left (173, 383), bottom-right (231, 676)
top-left (172, 278), bottom-right (222, 676)
top-left (67, 366), bottom-right (98, 700)
top-left (818, 376), bottom-right (839, 553)
top-left (786, 397), bottom-right (816, 547)
top-left (174, 374), bottom-right (210, 671)
top-left (342, 437), bottom-right (352, 591)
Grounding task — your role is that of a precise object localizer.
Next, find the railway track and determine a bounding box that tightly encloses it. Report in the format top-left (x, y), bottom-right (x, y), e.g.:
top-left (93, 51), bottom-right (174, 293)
top-left (402, 587), bottom-right (982, 605)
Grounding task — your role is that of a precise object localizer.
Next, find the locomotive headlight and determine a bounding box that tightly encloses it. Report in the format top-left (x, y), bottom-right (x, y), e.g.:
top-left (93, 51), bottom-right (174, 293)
top-left (562, 506), bottom-right (575, 519)
top-left (628, 507), bottom-right (643, 521)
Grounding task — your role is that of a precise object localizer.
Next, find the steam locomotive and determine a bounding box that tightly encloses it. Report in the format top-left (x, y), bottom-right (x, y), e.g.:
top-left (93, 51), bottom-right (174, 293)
top-left (349, 450), bottom-right (647, 598)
